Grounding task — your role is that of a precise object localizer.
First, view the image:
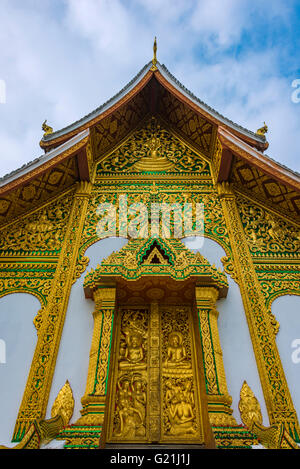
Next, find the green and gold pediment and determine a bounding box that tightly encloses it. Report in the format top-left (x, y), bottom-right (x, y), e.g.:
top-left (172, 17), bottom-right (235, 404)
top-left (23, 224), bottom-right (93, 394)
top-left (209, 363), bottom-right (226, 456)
top-left (83, 237), bottom-right (228, 297)
top-left (96, 117), bottom-right (211, 177)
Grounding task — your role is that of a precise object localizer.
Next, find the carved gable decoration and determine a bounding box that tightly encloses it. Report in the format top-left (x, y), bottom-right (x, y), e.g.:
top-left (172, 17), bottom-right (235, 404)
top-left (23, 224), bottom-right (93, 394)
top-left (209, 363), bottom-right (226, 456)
top-left (96, 117), bottom-right (211, 176)
top-left (232, 157), bottom-right (300, 222)
top-left (158, 86), bottom-right (217, 159)
top-left (83, 237), bottom-right (228, 298)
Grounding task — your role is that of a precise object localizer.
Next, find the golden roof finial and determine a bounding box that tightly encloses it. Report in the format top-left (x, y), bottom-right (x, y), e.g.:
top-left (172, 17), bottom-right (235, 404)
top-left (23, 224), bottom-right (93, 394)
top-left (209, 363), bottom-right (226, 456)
top-left (151, 36), bottom-right (158, 71)
top-left (42, 119), bottom-right (53, 136)
top-left (256, 121), bottom-right (268, 137)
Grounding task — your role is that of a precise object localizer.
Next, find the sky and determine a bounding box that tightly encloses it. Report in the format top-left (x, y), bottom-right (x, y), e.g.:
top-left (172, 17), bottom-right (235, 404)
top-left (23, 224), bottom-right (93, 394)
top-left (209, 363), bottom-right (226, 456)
top-left (0, 0), bottom-right (300, 178)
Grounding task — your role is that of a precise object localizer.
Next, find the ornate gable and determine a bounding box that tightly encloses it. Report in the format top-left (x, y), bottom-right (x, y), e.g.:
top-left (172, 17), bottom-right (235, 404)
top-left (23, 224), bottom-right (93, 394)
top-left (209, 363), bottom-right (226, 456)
top-left (96, 117), bottom-right (211, 177)
top-left (83, 237), bottom-right (228, 297)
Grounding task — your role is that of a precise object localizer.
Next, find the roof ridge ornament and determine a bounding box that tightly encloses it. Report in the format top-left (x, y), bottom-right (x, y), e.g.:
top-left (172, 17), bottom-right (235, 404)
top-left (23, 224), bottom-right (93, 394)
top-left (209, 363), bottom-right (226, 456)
top-left (42, 119), bottom-right (53, 137)
top-left (256, 121), bottom-right (268, 137)
top-left (151, 36), bottom-right (158, 71)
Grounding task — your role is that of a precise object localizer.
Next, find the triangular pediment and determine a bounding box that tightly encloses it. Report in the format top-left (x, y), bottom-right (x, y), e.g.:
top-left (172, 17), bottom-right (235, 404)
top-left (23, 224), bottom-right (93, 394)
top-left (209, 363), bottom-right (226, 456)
top-left (83, 237), bottom-right (228, 299)
top-left (140, 240), bottom-right (172, 265)
top-left (96, 117), bottom-right (211, 176)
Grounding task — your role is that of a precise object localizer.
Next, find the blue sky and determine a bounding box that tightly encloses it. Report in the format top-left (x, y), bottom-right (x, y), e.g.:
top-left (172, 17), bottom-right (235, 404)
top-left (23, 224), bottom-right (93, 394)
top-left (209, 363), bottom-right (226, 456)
top-left (0, 0), bottom-right (300, 176)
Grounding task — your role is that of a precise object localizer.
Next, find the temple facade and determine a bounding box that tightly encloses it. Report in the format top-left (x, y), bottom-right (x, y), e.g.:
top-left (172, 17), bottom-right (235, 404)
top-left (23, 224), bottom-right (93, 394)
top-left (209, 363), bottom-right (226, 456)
top-left (0, 48), bottom-right (299, 450)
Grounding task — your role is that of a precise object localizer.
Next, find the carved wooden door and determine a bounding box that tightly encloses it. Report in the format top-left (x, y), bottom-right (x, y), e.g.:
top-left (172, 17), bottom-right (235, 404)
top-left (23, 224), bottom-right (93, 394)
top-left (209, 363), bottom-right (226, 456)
top-left (105, 302), bottom-right (206, 445)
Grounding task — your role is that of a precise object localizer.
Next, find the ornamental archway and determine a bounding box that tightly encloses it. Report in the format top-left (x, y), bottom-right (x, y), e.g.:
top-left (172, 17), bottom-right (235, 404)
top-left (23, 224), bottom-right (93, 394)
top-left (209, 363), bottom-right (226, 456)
top-left (78, 237), bottom-right (235, 448)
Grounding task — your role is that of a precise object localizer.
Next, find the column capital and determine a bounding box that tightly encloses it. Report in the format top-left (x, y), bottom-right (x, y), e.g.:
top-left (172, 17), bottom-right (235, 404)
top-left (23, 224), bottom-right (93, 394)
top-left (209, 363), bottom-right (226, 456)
top-left (216, 181), bottom-right (235, 199)
top-left (93, 283), bottom-right (116, 309)
top-left (195, 286), bottom-right (219, 304)
top-left (74, 181), bottom-right (93, 198)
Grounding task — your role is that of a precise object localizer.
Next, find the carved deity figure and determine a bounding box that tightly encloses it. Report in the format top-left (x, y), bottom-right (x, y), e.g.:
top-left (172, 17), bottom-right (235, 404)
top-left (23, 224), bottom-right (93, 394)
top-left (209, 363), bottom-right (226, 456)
top-left (116, 378), bottom-right (132, 408)
top-left (114, 376), bottom-right (146, 439)
top-left (164, 379), bottom-right (196, 436)
top-left (163, 331), bottom-right (191, 369)
top-left (168, 399), bottom-right (196, 436)
top-left (131, 378), bottom-right (147, 422)
top-left (181, 380), bottom-right (194, 406)
top-left (114, 402), bottom-right (145, 439)
top-left (119, 331), bottom-right (146, 370)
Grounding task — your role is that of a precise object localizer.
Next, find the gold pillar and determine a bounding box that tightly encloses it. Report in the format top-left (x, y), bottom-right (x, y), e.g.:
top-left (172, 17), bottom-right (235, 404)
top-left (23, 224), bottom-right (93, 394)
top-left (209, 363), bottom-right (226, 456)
top-left (217, 182), bottom-right (299, 438)
top-left (196, 286), bottom-right (236, 426)
top-left (77, 284), bottom-right (116, 427)
top-left (12, 182), bottom-right (92, 441)
top-left (148, 301), bottom-right (161, 442)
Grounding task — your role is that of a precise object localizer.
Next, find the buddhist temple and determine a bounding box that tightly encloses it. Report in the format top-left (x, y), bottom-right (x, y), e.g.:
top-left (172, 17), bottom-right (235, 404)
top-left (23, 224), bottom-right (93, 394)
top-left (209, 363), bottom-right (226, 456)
top-left (0, 41), bottom-right (299, 450)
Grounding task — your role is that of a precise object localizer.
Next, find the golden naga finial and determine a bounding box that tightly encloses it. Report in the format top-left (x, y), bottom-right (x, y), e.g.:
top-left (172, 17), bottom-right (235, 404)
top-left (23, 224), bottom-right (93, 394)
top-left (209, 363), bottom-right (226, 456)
top-left (256, 121), bottom-right (268, 136)
top-left (51, 380), bottom-right (74, 427)
top-left (0, 380), bottom-right (74, 449)
top-left (42, 119), bottom-right (53, 136)
top-left (239, 381), bottom-right (299, 449)
top-left (151, 36), bottom-right (158, 71)
top-left (238, 381), bottom-right (263, 430)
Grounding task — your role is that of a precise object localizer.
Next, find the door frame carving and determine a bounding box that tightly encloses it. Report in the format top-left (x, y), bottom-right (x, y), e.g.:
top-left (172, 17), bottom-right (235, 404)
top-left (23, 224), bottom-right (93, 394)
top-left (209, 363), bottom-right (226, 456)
top-left (79, 237), bottom-right (234, 448)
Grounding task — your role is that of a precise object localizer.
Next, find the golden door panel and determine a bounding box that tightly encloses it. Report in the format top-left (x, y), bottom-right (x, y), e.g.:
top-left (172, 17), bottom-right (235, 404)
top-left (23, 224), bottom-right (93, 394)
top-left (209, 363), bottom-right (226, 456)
top-left (160, 305), bottom-right (203, 443)
top-left (106, 304), bottom-right (204, 445)
top-left (107, 308), bottom-right (149, 443)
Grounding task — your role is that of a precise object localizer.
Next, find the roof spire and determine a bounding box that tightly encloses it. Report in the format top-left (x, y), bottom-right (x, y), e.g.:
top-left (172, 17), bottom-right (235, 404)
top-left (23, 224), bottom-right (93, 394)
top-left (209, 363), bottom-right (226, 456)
top-left (151, 37), bottom-right (158, 71)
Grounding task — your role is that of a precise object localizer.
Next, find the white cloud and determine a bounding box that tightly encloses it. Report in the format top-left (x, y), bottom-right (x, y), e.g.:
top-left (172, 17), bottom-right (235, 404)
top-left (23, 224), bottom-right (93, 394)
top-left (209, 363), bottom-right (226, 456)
top-left (0, 0), bottom-right (299, 178)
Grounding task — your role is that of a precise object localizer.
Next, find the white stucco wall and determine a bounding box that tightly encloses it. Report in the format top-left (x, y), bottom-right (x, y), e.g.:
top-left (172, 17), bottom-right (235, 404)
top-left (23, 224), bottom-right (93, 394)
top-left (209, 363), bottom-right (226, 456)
top-left (272, 295), bottom-right (300, 423)
top-left (0, 293), bottom-right (40, 446)
top-left (183, 237), bottom-right (269, 425)
top-left (45, 237), bottom-right (128, 423)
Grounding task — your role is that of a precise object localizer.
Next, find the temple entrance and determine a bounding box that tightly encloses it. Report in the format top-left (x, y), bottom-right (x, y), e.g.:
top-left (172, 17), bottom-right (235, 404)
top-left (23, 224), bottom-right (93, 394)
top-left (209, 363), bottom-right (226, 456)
top-left (104, 301), bottom-right (207, 447)
top-left (81, 237), bottom-right (230, 449)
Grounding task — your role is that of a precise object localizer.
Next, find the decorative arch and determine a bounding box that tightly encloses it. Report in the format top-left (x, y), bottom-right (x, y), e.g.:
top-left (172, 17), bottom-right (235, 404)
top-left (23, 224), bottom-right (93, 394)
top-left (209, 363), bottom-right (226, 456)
top-left (62, 235), bottom-right (243, 450)
top-left (0, 289), bottom-right (45, 307)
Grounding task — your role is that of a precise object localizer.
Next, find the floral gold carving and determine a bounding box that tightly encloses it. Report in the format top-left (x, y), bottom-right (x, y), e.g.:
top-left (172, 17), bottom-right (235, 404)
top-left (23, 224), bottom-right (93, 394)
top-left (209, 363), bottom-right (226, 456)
top-left (218, 182), bottom-right (300, 438)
